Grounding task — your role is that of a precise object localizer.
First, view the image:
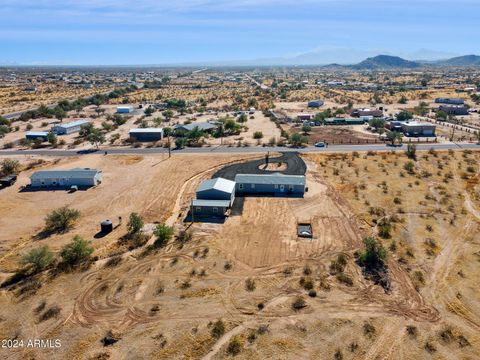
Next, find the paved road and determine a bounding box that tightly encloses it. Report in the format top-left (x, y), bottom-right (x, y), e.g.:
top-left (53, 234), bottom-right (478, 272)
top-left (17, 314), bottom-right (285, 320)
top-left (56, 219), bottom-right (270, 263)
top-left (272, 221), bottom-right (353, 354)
top-left (0, 143), bottom-right (478, 157)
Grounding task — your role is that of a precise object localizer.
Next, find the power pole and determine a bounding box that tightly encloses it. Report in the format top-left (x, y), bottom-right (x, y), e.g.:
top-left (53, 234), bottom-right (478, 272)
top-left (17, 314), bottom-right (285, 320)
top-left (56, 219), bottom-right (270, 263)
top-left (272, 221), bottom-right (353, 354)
top-left (168, 136), bottom-right (171, 158)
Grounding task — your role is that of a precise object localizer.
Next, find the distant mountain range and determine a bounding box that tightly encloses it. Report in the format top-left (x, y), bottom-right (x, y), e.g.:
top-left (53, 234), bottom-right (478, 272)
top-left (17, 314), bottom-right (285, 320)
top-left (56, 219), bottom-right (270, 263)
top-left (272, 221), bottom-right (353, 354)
top-left (327, 54), bottom-right (480, 70)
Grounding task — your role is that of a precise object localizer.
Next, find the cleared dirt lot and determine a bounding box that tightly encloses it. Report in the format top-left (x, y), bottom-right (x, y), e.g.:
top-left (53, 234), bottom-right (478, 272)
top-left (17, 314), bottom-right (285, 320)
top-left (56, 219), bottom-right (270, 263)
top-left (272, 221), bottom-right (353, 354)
top-left (0, 149), bottom-right (479, 360)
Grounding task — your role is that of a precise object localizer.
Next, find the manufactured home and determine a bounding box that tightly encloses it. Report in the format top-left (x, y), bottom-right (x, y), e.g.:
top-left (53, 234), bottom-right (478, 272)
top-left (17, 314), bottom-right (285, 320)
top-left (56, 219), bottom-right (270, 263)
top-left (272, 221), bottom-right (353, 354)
top-left (25, 131), bottom-right (49, 141)
top-left (401, 121), bottom-right (436, 136)
top-left (235, 173), bottom-right (305, 197)
top-left (51, 119), bottom-right (90, 135)
top-left (30, 168), bottom-right (102, 188)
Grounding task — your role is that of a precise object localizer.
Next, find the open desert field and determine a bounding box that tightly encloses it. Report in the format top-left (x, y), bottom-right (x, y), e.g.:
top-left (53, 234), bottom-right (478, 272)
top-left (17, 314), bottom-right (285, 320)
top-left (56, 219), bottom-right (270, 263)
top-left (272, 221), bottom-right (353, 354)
top-left (0, 148), bottom-right (478, 359)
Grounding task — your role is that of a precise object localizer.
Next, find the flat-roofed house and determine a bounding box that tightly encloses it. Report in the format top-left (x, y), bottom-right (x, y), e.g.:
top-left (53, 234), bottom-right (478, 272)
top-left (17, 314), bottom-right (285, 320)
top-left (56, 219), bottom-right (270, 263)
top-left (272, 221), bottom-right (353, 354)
top-left (174, 122), bottom-right (217, 133)
top-left (400, 121), bottom-right (436, 136)
top-left (438, 105), bottom-right (469, 116)
top-left (235, 173), bottom-right (306, 197)
top-left (51, 119), bottom-right (90, 135)
top-left (30, 168), bottom-right (102, 188)
top-left (129, 128), bottom-right (164, 142)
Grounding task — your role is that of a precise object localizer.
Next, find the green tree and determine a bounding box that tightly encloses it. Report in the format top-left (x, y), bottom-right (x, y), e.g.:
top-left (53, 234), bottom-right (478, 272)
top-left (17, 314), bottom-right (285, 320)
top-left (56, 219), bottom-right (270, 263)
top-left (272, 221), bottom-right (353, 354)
top-left (21, 246), bottom-right (54, 273)
top-left (435, 110), bottom-right (448, 121)
top-left (237, 113), bottom-right (248, 123)
top-left (397, 110), bottom-right (413, 121)
top-left (386, 131), bottom-right (402, 145)
top-left (369, 118), bottom-right (386, 131)
top-left (127, 212), bottom-right (144, 234)
top-left (44, 207), bottom-right (81, 233)
top-left (79, 123), bottom-right (94, 137)
top-left (144, 106), bottom-right (155, 116)
top-left (162, 110), bottom-right (174, 121)
top-left (398, 95), bottom-right (408, 104)
top-left (405, 144), bottom-right (416, 159)
top-left (47, 132), bottom-right (58, 146)
top-left (87, 128), bottom-right (105, 148)
top-left (60, 235), bottom-right (94, 266)
top-left (301, 124), bottom-right (312, 134)
top-left (153, 224), bottom-right (174, 247)
top-left (290, 133), bottom-right (308, 147)
top-left (175, 137), bottom-right (187, 149)
top-left (358, 237), bottom-right (387, 271)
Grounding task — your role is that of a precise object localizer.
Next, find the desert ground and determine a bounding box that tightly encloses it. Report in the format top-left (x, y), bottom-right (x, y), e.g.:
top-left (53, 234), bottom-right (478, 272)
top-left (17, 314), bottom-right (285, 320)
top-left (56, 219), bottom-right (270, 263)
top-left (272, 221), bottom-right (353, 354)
top-left (0, 147), bottom-right (479, 359)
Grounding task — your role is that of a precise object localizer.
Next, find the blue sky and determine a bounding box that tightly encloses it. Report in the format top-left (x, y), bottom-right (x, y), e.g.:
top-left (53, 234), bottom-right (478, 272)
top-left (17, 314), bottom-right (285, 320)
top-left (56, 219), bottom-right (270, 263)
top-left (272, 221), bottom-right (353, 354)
top-left (1, 0), bottom-right (479, 65)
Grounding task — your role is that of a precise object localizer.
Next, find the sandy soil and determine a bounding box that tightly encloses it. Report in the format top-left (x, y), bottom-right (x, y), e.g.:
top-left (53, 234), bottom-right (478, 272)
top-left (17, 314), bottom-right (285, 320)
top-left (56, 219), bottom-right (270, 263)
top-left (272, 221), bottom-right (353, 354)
top-left (0, 149), bottom-right (479, 360)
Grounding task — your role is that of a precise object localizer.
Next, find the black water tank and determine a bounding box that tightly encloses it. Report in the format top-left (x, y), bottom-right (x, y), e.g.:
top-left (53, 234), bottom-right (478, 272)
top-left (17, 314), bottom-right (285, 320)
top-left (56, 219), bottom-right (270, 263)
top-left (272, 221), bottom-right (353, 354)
top-left (101, 220), bottom-right (113, 233)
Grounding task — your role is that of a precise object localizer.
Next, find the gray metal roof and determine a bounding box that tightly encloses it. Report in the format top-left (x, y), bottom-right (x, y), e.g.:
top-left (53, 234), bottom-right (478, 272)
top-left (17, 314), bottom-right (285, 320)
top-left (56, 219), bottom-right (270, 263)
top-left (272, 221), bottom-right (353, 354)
top-left (192, 199), bottom-right (231, 207)
top-left (197, 177), bottom-right (235, 194)
top-left (175, 122), bottom-right (217, 132)
top-left (30, 168), bottom-right (101, 180)
top-left (26, 131), bottom-right (49, 136)
top-left (52, 119), bottom-right (89, 129)
top-left (235, 173), bottom-right (305, 186)
top-left (129, 128), bottom-right (163, 133)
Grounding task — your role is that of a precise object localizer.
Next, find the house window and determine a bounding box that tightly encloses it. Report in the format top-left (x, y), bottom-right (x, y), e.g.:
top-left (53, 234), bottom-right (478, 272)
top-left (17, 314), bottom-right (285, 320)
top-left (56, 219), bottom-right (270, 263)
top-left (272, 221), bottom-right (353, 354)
top-left (213, 207), bottom-right (218, 213)
top-left (195, 207), bottom-right (201, 213)
top-left (289, 185), bottom-right (294, 191)
top-left (274, 184), bottom-right (278, 189)
top-left (280, 184), bottom-right (285, 191)
top-left (251, 184), bottom-right (255, 189)
top-left (239, 183), bottom-right (243, 190)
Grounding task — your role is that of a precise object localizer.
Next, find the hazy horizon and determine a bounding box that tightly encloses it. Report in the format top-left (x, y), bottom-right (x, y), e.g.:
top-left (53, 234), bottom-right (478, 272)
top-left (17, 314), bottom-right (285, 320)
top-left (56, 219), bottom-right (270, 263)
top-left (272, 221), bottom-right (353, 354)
top-left (2, 0), bottom-right (479, 66)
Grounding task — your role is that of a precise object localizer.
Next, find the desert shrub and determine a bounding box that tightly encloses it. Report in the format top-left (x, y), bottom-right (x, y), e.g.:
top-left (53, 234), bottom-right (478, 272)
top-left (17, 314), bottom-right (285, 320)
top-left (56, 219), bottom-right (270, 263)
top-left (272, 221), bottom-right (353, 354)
top-left (44, 207), bottom-right (80, 234)
top-left (177, 229), bottom-right (192, 243)
top-left (300, 277), bottom-right (314, 290)
top-left (226, 336), bottom-right (242, 356)
top-left (1, 159), bottom-right (20, 176)
top-left (403, 161), bottom-right (415, 174)
top-left (253, 131), bottom-right (263, 139)
top-left (424, 341), bottom-right (436, 353)
top-left (153, 224), bottom-right (174, 247)
top-left (21, 246), bottom-right (54, 273)
top-left (59, 235), bottom-right (94, 267)
top-left (292, 296), bottom-right (307, 310)
top-left (334, 349), bottom-right (343, 360)
top-left (127, 212), bottom-right (144, 234)
top-left (378, 219), bottom-right (392, 239)
top-left (245, 278), bottom-right (256, 291)
top-left (211, 319), bottom-right (225, 338)
top-left (224, 261), bottom-right (233, 271)
top-left (105, 256), bottom-right (122, 268)
top-left (329, 254), bottom-right (347, 274)
top-left (363, 322), bottom-right (376, 338)
top-left (308, 290), bottom-right (317, 297)
top-left (406, 325), bottom-right (418, 338)
top-left (336, 273), bottom-right (353, 286)
top-left (303, 265), bottom-right (312, 275)
top-left (39, 305), bottom-right (61, 322)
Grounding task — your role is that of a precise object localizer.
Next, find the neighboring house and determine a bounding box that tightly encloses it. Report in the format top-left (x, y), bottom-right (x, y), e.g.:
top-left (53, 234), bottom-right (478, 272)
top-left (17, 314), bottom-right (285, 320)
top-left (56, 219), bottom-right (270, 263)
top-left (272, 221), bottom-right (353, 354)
top-left (385, 121), bottom-right (403, 132)
top-left (51, 119), bottom-right (90, 135)
top-left (174, 122), bottom-right (217, 133)
top-left (438, 105), bottom-right (469, 116)
top-left (400, 121), bottom-right (436, 136)
top-left (308, 100), bottom-right (324, 108)
top-left (324, 118), bottom-right (366, 125)
top-left (235, 173), bottom-right (306, 197)
top-left (435, 98), bottom-right (464, 105)
top-left (351, 108), bottom-right (383, 118)
top-left (25, 131), bottom-right (49, 141)
top-left (117, 106), bottom-right (133, 114)
top-left (30, 168), bottom-right (102, 188)
top-left (297, 114), bottom-right (313, 121)
top-left (129, 128), bottom-right (164, 142)
top-left (192, 177), bottom-right (236, 217)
